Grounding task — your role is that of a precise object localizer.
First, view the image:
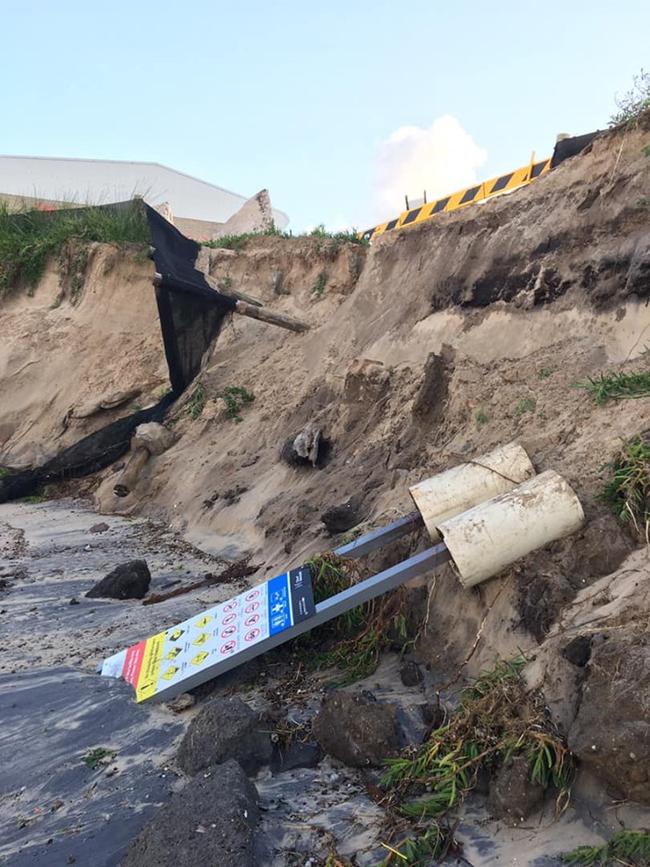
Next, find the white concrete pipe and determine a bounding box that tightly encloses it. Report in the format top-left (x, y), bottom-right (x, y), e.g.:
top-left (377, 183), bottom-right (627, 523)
top-left (437, 470), bottom-right (585, 588)
top-left (409, 441), bottom-right (535, 541)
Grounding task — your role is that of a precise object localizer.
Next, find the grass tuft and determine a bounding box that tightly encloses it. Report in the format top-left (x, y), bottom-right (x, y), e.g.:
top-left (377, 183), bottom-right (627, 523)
top-left (600, 435), bottom-right (650, 532)
top-left (0, 200), bottom-right (149, 297)
top-left (610, 69), bottom-right (650, 128)
top-left (202, 222), bottom-right (369, 252)
top-left (220, 385), bottom-right (254, 422)
top-left (303, 554), bottom-right (413, 685)
top-left (563, 829), bottom-right (650, 866)
top-left (187, 383), bottom-right (206, 419)
top-left (381, 657), bottom-right (573, 856)
top-left (574, 371), bottom-right (650, 405)
top-left (514, 397), bottom-right (536, 416)
top-left (475, 408), bottom-right (489, 429)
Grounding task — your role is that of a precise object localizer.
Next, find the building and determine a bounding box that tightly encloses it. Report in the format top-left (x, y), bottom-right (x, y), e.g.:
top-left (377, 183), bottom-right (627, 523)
top-left (0, 155), bottom-right (289, 239)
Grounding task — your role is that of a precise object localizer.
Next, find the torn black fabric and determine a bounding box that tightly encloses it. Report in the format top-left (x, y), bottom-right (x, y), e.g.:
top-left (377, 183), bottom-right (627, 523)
top-left (144, 204), bottom-right (236, 394)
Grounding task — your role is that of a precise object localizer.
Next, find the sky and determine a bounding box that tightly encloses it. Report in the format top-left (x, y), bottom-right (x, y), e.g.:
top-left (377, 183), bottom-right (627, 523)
top-left (1, 1), bottom-right (648, 231)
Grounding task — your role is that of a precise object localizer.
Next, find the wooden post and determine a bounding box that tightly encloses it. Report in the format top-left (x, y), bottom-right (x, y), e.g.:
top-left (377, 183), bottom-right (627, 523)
top-left (234, 299), bottom-right (310, 333)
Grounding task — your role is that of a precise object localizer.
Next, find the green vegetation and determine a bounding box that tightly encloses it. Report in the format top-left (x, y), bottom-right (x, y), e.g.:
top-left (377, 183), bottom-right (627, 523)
top-left (311, 273), bottom-right (327, 297)
top-left (610, 69), bottom-right (650, 128)
top-left (538, 367), bottom-right (553, 379)
top-left (380, 824), bottom-right (451, 865)
top-left (21, 492), bottom-right (47, 504)
top-left (574, 371), bottom-right (650, 405)
top-left (475, 408), bottom-right (489, 429)
top-left (642, 144), bottom-right (650, 157)
top-left (220, 385), bottom-right (254, 422)
top-left (380, 658), bottom-right (573, 864)
top-left (187, 383), bottom-right (206, 419)
top-left (304, 554), bottom-right (411, 685)
top-left (563, 829), bottom-right (650, 866)
top-left (514, 397), bottom-right (536, 416)
top-left (0, 200), bottom-right (149, 297)
top-left (82, 747), bottom-right (115, 769)
top-left (601, 436), bottom-right (650, 531)
top-left (0, 467), bottom-right (10, 479)
top-left (202, 222), bottom-right (368, 253)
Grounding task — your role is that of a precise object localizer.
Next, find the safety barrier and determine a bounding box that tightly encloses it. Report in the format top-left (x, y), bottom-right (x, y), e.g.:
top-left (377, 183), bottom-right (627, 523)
top-left (360, 154), bottom-right (552, 242)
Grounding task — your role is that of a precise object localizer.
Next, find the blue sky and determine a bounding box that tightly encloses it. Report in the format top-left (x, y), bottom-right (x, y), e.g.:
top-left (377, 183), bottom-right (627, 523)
top-left (1, 1), bottom-right (648, 230)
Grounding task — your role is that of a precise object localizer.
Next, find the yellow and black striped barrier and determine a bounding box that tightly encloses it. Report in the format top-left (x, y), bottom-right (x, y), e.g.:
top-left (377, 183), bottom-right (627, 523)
top-left (361, 154), bottom-right (552, 242)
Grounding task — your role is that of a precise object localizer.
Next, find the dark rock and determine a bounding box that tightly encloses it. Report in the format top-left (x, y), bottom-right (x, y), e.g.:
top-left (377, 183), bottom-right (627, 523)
top-left (177, 696), bottom-right (272, 776)
top-left (321, 496), bottom-right (364, 534)
top-left (488, 755), bottom-right (545, 824)
top-left (85, 560), bottom-right (151, 600)
top-left (271, 739), bottom-right (322, 774)
top-left (69, 597), bottom-right (79, 606)
top-left (568, 630), bottom-right (650, 802)
top-left (399, 660), bottom-right (423, 687)
top-left (271, 270), bottom-right (286, 295)
top-left (312, 691), bottom-right (400, 767)
top-left (89, 522), bottom-right (109, 534)
top-left (121, 759), bottom-right (259, 867)
top-left (562, 635), bottom-right (592, 668)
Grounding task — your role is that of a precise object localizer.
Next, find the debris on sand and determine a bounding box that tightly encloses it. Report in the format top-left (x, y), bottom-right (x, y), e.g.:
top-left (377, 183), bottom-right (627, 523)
top-left (85, 559), bottom-right (151, 600)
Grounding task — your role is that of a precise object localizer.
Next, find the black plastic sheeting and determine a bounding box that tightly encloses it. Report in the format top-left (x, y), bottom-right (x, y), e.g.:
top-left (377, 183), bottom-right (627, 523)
top-left (145, 204), bottom-right (236, 394)
top-left (0, 201), bottom-right (235, 503)
top-left (551, 130), bottom-right (600, 168)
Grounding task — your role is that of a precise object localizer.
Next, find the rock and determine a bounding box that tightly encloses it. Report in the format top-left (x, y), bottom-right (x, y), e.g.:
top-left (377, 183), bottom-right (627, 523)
top-left (121, 759), bottom-right (259, 867)
top-left (167, 693), bottom-right (196, 713)
top-left (312, 691), bottom-right (400, 767)
top-left (85, 560), bottom-right (151, 600)
top-left (568, 630), bottom-right (650, 802)
top-left (321, 496), bottom-right (364, 534)
top-left (487, 755), bottom-right (545, 824)
top-left (399, 660), bottom-right (424, 687)
top-left (281, 423), bottom-right (326, 468)
top-left (562, 634), bottom-right (592, 668)
top-left (177, 696), bottom-right (272, 776)
top-left (271, 739), bottom-right (322, 775)
top-left (69, 597), bottom-right (79, 606)
top-left (132, 422), bottom-right (176, 456)
top-left (89, 522), bottom-right (109, 534)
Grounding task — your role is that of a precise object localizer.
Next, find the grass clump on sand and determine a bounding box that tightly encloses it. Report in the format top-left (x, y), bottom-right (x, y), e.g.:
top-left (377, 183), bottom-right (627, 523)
top-left (0, 200), bottom-right (149, 297)
top-left (379, 657), bottom-right (573, 865)
top-left (220, 385), bottom-right (254, 422)
top-left (203, 222), bottom-right (369, 252)
top-left (187, 383), bottom-right (206, 419)
top-left (563, 829), bottom-right (650, 866)
top-left (610, 69), bottom-right (650, 128)
top-left (574, 371), bottom-right (650, 405)
top-left (304, 554), bottom-right (412, 685)
top-left (600, 435), bottom-right (650, 533)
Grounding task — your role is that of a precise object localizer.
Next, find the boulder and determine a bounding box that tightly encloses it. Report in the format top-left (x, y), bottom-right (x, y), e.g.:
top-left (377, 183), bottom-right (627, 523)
top-left (568, 630), bottom-right (650, 802)
top-left (321, 496), bottom-right (364, 535)
top-left (487, 755), bottom-right (545, 824)
top-left (400, 660), bottom-right (424, 687)
top-left (85, 560), bottom-right (150, 600)
top-left (121, 760), bottom-right (259, 867)
top-left (312, 691), bottom-right (400, 767)
top-left (176, 696), bottom-right (272, 776)
top-left (281, 423), bottom-right (327, 468)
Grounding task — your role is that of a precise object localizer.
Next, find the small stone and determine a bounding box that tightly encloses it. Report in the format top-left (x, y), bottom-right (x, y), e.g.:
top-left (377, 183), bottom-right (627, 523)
top-left (85, 560), bottom-right (151, 600)
top-left (399, 660), bottom-right (423, 687)
top-left (89, 522), bottom-right (110, 534)
top-left (69, 598), bottom-right (80, 606)
top-left (167, 693), bottom-right (195, 713)
top-left (488, 755), bottom-right (544, 825)
top-left (312, 691), bottom-right (399, 767)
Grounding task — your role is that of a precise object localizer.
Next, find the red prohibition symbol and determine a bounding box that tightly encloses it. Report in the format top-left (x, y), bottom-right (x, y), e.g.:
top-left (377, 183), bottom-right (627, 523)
top-left (223, 601), bottom-right (237, 612)
top-left (221, 625), bottom-right (237, 638)
top-left (220, 640), bottom-right (236, 654)
top-left (244, 628), bottom-right (261, 642)
top-left (222, 613), bottom-right (237, 625)
top-left (244, 614), bottom-right (260, 627)
top-left (244, 602), bottom-right (259, 613)
top-left (245, 590), bottom-right (259, 601)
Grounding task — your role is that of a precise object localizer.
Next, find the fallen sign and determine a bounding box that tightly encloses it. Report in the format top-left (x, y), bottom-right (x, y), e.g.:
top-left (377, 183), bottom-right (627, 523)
top-left (100, 442), bottom-right (585, 702)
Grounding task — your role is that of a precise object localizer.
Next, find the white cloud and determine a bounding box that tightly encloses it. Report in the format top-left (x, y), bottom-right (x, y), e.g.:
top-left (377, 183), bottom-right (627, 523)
top-left (371, 115), bottom-right (488, 223)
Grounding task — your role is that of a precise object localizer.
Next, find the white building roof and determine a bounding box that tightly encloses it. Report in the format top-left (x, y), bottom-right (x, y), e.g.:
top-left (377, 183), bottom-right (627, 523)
top-left (0, 155), bottom-right (289, 228)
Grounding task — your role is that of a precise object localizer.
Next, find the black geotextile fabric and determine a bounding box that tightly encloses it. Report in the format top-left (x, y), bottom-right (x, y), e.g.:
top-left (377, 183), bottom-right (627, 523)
top-left (0, 201), bottom-right (235, 502)
top-left (551, 131), bottom-right (600, 168)
top-left (145, 204), bottom-right (237, 395)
